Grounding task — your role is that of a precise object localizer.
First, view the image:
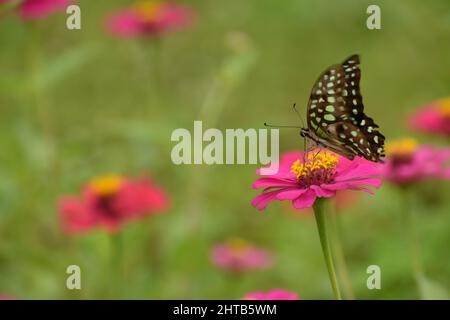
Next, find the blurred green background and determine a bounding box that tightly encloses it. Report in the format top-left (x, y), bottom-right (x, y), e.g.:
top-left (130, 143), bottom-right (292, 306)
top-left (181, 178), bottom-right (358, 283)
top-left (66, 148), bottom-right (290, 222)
top-left (0, 0), bottom-right (449, 299)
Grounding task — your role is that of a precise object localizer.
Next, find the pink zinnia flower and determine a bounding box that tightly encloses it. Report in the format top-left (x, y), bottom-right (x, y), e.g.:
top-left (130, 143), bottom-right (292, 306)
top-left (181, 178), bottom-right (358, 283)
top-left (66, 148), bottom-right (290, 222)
top-left (211, 239), bottom-right (273, 272)
top-left (284, 189), bottom-right (360, 216)
top-left (105, 1), bottom-right (194, 38)
top-left (243, 289), bottom-right (299, 300)
top-left (252, 150), bottom-right (382, 210)
top-left (381, 138), bottom-right (450, 185)
top-left (19, 0), bottom-right (71, 20)
top-left (409, 97), bottom-right (450, 137)
top-left (58, 175), bottom-right (169, 233)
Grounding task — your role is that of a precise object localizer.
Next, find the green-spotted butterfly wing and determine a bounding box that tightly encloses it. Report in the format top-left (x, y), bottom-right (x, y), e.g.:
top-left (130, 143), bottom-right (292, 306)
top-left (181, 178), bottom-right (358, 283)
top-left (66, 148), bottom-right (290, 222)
top-left (304, 54), bottom-right (385, 162)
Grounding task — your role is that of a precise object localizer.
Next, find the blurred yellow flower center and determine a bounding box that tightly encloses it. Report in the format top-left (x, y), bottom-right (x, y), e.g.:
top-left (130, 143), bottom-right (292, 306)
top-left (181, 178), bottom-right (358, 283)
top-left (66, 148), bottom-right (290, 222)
top-left (385, 138), bottom-right (417, 156)
top-left (133, 1), bottom-right (163, 20)
top-left (228, 238), bottom-right (249, 253)
top-left (90, 175), bottom-right (124, 196)
top-left (291, 151), bottom-right (338, 178)
top-left (437, 98), bottom-right (450, 117)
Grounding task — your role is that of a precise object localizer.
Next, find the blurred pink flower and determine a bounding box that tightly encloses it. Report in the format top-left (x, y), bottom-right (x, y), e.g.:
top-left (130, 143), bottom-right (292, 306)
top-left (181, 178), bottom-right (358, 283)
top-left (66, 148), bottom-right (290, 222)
top-left (105, 1), bottom-right (194, 38)
top-left (381, 138), bottom-right (450, 185)
top-left (409, 97), bottom-right (450, 137)
top-left (0, 294), bottom-right (14, 300)
top-left (211, 239), bottom-right (273, 272)
top-left (58, 175), bottom-right (169, 233)
top-left (19, 0), bottom-right (71, 20)
top-left (243, 289), bottom-right (299, 300)
top-left (252, 150), bottom-right (382, 210)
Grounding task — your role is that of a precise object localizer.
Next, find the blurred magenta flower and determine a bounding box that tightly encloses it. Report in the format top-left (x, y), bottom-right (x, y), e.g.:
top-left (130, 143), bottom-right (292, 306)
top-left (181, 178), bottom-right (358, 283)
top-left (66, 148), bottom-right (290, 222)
top-left (252, 150), bottom-right (382, 210)
top-left (0, 294), bottom-right (14, 299)
top-left (243, 289), bottom-right (299, 300)
top-left (409, 98), bottom-right (450, 137)
top-left (59, 175), bottom-right (169, 233)
top-left (105, 1), bottom-right (194, 38)
top-left (211, 238), bottom-right (273, 272)
top-left (381, 138), bottom-right (450, 185)
top-left (19, 0), bottom-right (71, 20)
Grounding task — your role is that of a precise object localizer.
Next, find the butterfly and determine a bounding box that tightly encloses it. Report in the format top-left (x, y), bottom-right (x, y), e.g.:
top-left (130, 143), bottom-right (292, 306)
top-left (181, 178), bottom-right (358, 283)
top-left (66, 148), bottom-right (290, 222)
top-left (300, 54), bottom-right (385, 162)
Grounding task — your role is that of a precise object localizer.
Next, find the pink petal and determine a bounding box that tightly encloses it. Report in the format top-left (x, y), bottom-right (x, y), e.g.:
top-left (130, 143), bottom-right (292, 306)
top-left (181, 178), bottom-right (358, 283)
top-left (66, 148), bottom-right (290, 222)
top-left (320, 182), bottom-right (352, 191)
top-left (251, 189), bottom-right (285, 210)
top-left (19, 0), bottom-right (70, 20)
top-left (243, 289), bottom-right (299, 300)
top-left (292, 189), bottom-right (317, 209)
top-left (336, 177), bottom-right (382, 188)
top-left (310, 185), bottom-right (336, 198)
top-left (252, 177), bottom-right (298, 189)
top-left (336, 163), bottom-right (381, 182)
top-left (321, 178), bottom-right (381, 193)
top-left (105, 10), bottom-right (143, 38)
top-left (349, 186), bottom-right (375, 194)
top-left (58, 196), bottom-right (97, 233)
top-left (276, 188), bottom-right (307, 200)
top-left (409, 103), bottom-right (450, 136)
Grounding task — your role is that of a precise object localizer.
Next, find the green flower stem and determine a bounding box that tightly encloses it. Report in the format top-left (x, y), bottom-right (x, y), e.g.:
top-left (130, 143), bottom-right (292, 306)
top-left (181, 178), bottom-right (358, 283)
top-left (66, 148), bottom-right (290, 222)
top-left (329, 206), bottom-right (355, 299)
top-left (110, 232), bottom-right (125, 298)
top-left (313, 198), bottom-right (342, 300)
top-left (405, 205), bottom-right (424, 280)
top-left (400, 189), bottom-right (425, 295)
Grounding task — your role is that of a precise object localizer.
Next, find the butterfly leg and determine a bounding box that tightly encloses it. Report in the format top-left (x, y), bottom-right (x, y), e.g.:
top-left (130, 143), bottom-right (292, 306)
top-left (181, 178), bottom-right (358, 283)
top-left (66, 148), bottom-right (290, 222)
top-left (311, 147), bottom-right (322, 162)
top-left (302, 135), bottom-right (307, 164)
top-left (303, 138), bottom-right (318, 163)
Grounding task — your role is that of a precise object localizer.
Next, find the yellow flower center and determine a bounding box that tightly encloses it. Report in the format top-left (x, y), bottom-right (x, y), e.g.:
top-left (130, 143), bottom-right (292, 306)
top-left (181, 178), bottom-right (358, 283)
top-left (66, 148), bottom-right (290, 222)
top-left (437, 98), bottom-right (450, 118)
top-left (90, 175), bottom-right (124, 196)
top-left (133, 1), bottom-right (163, 21)
top-left (228, 238), bottom-right (249, 251)
top-left (385, 138), bottom-right (418, 157)
top-left (290, 151), bottom-right (338, 178)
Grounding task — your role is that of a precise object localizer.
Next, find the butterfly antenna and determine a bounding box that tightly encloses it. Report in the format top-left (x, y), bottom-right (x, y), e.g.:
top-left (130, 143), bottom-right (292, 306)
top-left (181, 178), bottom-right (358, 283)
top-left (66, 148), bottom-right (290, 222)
top-left (264, 103), bottom-right (305, 129)
top-left (263, 123), bottom-right (302, 129)
top-left (291, 103), bottom-right (308, 163)
top-left (292, 103), bottom-right (306, 128)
